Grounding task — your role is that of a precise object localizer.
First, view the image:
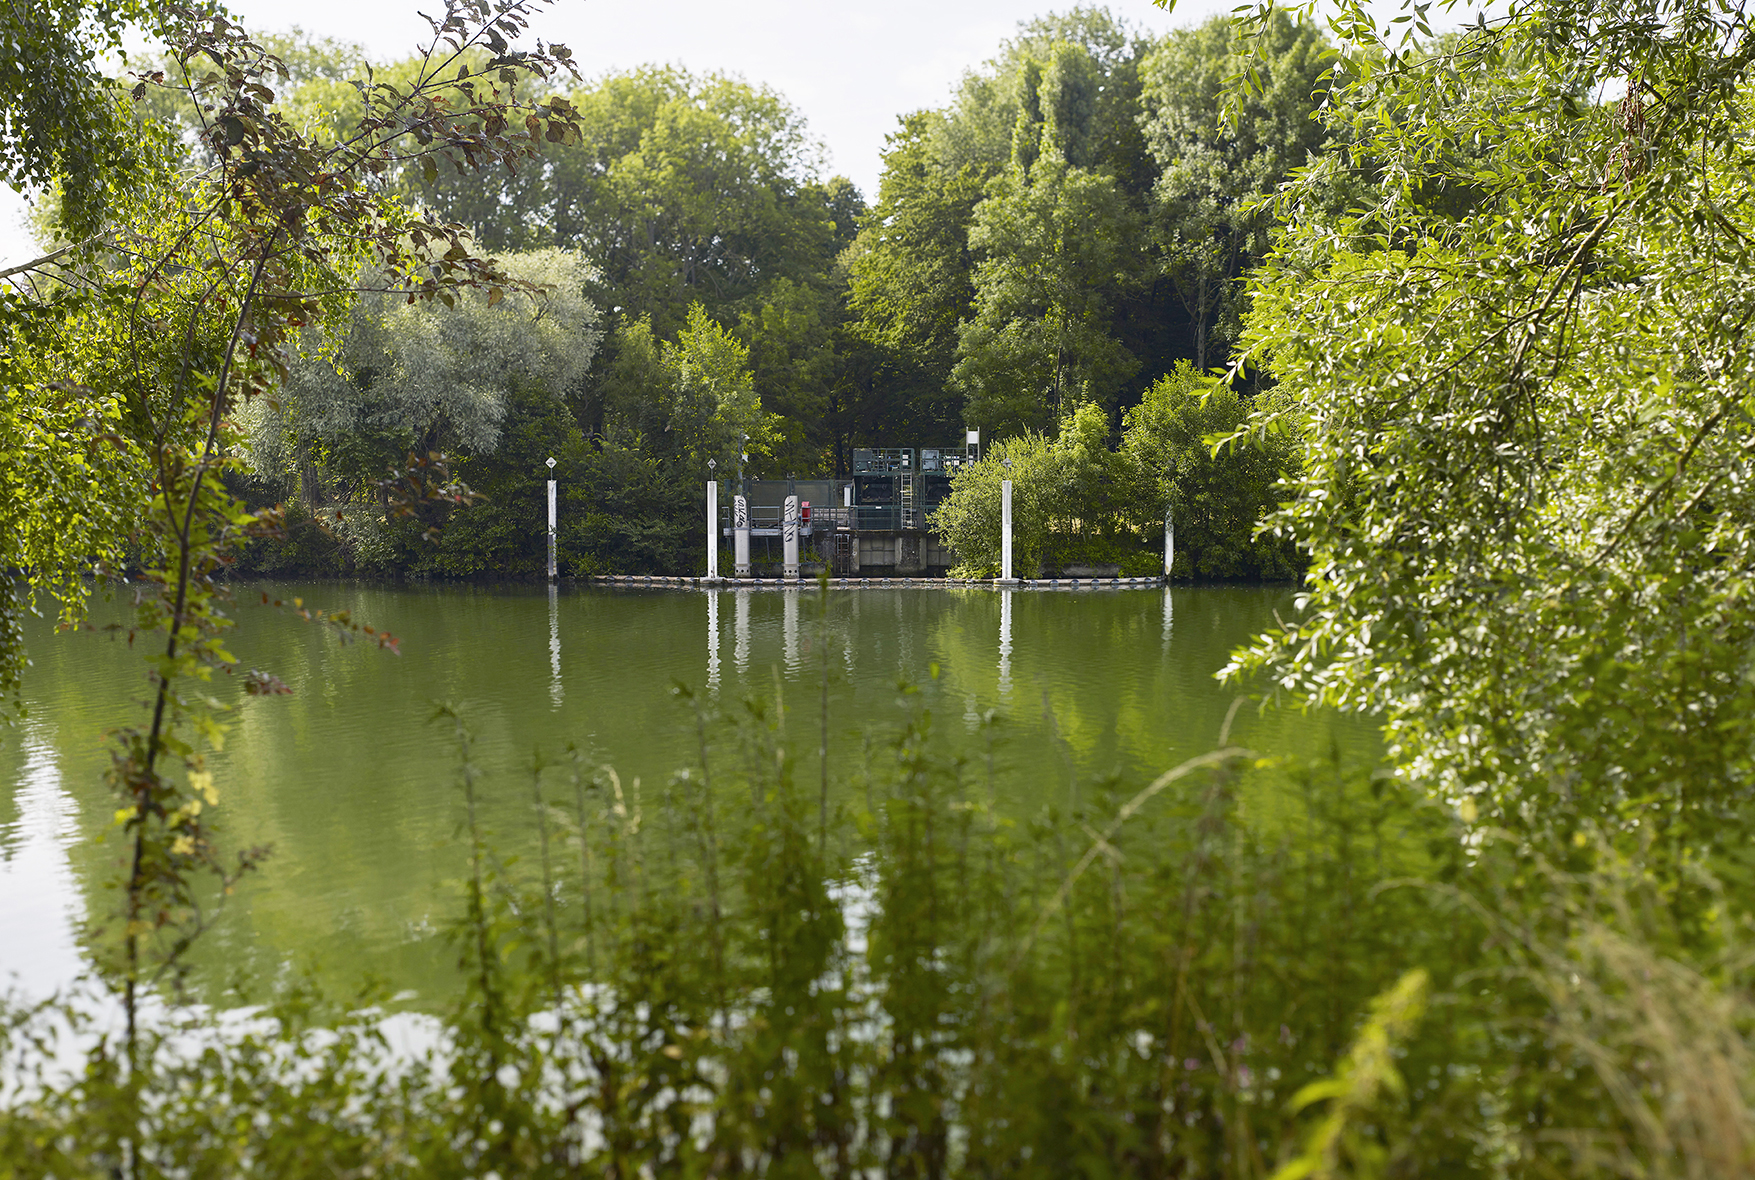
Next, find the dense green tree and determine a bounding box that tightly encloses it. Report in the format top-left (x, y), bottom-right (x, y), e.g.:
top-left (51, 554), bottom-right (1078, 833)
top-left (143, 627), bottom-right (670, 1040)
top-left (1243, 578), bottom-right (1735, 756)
top-left (953, 138), bottom-right (1144, 437)
top-left (1120, 361), bottom-right (1298, 578)
top-left (932, 364), bottom-right (1298, 580)
top-left (0, 0), bottom-right (173, 238)
top-left (413, 65), bottom-right (857, 473)
top-left (843, 112), bottom-right (987, 445)
top-left (241, 248), bottom-right (601, 524)
top-left (735, 277), bottom-right (837, 474)
top-left (600, 302), bottom-right (775, 476)
top-left (1140, 12), bottom-right (1334, 370)
top-left (932, 402), bottom-right (1141, 578)
top-left (848, 9), bottom-right (1160, 443)
top-left (1227, 0), bottom-right (1755, 872)
top-left (930, 6), bottom-right (1151, 187)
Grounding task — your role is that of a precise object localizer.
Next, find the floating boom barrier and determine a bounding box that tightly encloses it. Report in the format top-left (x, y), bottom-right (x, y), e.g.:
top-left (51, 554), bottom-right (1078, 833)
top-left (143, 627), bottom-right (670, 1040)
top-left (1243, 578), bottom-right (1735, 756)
top-left (589, 575), bottom-right (1169, 590)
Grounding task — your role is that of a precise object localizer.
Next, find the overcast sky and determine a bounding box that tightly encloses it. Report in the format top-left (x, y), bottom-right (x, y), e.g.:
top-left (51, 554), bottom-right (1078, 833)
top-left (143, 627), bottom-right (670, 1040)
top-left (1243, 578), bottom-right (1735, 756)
top-left (0, 0), bottom-right (1240, 265)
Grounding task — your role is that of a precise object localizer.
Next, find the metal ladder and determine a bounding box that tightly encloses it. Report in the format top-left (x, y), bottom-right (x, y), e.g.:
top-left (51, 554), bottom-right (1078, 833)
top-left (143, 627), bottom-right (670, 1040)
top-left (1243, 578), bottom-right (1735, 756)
top-left (901, 473), bottom-right (917, 530)
top-left (834, 532), bottom-right (852, 575)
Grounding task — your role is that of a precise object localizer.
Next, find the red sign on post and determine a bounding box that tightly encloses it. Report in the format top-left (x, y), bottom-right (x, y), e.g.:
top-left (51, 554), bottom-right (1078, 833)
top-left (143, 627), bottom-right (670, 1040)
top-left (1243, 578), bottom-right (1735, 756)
top-left (801, 501), bottom-right (811, 524)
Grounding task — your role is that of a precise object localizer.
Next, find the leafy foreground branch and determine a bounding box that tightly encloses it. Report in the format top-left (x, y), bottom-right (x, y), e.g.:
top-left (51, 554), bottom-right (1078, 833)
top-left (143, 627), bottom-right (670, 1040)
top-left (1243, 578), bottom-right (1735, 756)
top-left (3, 684), bottom-right (1751, 1179)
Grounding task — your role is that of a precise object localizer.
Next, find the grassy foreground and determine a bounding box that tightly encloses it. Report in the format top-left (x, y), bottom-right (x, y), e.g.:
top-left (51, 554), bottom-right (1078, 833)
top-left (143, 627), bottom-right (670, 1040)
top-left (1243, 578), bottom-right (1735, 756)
top-left (2, 677), bottom-right (1747, 1180)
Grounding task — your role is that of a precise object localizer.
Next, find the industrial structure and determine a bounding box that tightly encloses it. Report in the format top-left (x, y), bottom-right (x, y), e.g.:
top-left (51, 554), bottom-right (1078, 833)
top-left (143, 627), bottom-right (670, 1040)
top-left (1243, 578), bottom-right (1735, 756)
top-left (717, 443), bottom-right (978, 577)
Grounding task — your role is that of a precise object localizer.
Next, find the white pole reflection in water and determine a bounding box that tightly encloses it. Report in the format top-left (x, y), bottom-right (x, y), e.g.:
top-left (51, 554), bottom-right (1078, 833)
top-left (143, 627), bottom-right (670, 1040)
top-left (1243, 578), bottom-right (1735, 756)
top-left (548, 582), bottom-right (563, 708)
top-left (706, 589), bottom-right (721, 693)
top-left (1162, 585), bottom-right (1174, 654)
top-left (998, 587), bottom-right (1014, 700)
top-left (0, 732), bottom-right (87, 997)
top-left (734, 589), bottom-right (751, 675)
top-left (783, 588), bottom-right (800, 674)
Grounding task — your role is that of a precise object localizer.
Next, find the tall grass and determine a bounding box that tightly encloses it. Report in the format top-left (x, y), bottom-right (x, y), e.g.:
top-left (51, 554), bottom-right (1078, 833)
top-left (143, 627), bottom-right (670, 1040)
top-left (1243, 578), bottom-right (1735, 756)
top-left (2, 682), bottom-right (1752, 1177)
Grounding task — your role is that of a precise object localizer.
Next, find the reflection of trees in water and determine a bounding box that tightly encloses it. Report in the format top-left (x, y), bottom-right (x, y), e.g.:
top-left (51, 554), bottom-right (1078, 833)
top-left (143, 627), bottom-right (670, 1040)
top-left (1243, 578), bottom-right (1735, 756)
top-left (11, 584), bottom-right (1372, 1005)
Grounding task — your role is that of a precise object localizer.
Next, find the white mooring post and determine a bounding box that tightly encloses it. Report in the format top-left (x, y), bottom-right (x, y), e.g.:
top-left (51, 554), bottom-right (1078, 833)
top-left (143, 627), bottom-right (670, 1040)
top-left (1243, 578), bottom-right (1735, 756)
top-left (545, 456), bottom-right (557, 581)
top-left (999, 478), bottom-right (1015, 584)
top-left (783, 495), bottom-right (801, 579)
top-left (705, 479), bottom-right (719, 581)
top-left (1163, 505), bottom-right (1175, 582)
top-left (733, 495), bottom-right (751, 577)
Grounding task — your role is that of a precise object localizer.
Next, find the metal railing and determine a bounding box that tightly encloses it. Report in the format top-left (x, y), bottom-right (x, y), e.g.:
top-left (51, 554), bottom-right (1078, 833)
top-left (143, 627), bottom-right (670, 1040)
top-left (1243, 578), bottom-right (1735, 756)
top-left (717, 504), bottom-right (911, 534)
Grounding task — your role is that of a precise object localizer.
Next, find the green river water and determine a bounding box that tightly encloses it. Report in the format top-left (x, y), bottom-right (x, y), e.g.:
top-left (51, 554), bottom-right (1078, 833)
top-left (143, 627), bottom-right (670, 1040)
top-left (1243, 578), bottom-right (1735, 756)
top-left (0, 582), bottom-right (1373, 1005)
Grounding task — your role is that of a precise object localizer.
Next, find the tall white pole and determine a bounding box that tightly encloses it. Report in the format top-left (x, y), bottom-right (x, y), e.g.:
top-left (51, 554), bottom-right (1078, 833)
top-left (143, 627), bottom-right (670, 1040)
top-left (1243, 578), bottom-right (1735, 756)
top-left (1000, 478), bottom-right (1014, 583)
top-left (1163, 505), bottom-right (1175, 582)
top-left (706, 479), bottom-right (719, 580)
top-left (783, 494), bottom-right (800, 580)
top-left (734, 495), bottom-right (751, 577)
top-left (546, 477), bottom-right (557, 581)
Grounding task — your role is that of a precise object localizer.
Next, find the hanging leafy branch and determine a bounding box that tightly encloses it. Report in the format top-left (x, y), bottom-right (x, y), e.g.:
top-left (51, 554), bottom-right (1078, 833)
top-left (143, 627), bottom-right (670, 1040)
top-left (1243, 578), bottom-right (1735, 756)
top-left (0, 1), bottom-right (595, 1123)
top-left (1210, 0), bottom-right (1755, 871)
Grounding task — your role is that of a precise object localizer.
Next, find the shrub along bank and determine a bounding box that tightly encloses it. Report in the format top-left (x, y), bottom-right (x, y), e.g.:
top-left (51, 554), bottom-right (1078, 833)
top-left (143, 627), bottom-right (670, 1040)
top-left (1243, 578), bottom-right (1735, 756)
top-left (932, 363), bottom-right (1301, 580)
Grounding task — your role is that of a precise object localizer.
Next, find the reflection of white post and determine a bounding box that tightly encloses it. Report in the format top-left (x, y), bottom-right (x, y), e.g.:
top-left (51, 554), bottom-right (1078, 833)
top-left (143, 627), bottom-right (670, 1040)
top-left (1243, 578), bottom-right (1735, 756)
top-left (707, 589), bottom-right (721, 692)
top-left (999, 479), bottom-right (1014, 584)
top-left (783, 588), bottom-right (800, 673)
top-left (734, 589), bottom-right (751, 674)
top-left (546, 476), bottom-right (557, 581)
top-left (733, 495), bottom-right (751, 577)
top-left (998, 588), bottom-right (1014, 699)
top-left (1164, 505), bottom-right (1175, 581)
top-left (706, 480), bottom-right (719, 581)
top-left (548, 581), bottom-right (563, 707)
top-left (1162, 586), bottom-right (1174, 654)
top-left (783, 495), bottom-right (800, 580)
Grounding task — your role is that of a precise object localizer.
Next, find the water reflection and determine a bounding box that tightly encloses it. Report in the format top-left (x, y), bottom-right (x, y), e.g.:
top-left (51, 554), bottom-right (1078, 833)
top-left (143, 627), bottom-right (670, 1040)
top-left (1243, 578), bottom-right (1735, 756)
top-left (548, 582), bottom-right (563, 708)
top-left (0, 730), bottom-right (86, 996)
top-left (783, 590), bottom-right (800, 674)
top-left (706, 590), bottom-right (721, 693)
top-left (0, 583), bottom-right (1376, 1004)
top-left (998, 588), bottom-right (1014, 700)
top-left (1162, 586), bottom-right (1174, 654)
top-left (734, 590), bottom-right (750, 673)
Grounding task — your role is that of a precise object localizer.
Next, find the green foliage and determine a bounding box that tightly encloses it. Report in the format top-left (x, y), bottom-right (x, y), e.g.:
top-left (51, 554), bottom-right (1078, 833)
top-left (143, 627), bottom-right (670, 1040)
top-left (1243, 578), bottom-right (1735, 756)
top-left (1224, 0), bottom-right (1755, 871)
top-left (0, 0), bottom-right (169, 237)
top-left (235, 246), bottom-right (602, 570)
top-left (0, 295), bottom-right (149, 704)
top-left (1140, 13), bottom-right (1335, 370)
top-left (843, 112), bottom-right (988, 444)
top-left (954, 144), bottom-right (1144, 437)
top-left (602, 302), bottom-right (776, 474)
top-left (0, 683), bottom-right (1488, 1178)
top-left (931, 410), bottom-right (1104, 578)
top-left (846, 7), bottom-right (1340, 439)
top-left (932, 374), bottom-right (1298, 580)
top-left (1123, 362), bottom-right (1301, 579)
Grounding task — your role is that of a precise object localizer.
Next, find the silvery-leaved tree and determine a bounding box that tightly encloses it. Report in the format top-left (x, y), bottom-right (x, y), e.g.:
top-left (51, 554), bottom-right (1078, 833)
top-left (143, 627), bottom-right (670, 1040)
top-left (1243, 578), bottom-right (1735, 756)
top-left (0, 0), bottom-right (586, 1122)
top-left (1216, 0), bottom-right (1755, 876)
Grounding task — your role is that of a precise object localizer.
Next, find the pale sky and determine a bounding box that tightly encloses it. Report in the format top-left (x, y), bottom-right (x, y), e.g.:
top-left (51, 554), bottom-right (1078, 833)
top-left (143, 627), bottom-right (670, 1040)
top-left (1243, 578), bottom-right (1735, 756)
top-left (0, 0), bottom-right (1239, 266)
